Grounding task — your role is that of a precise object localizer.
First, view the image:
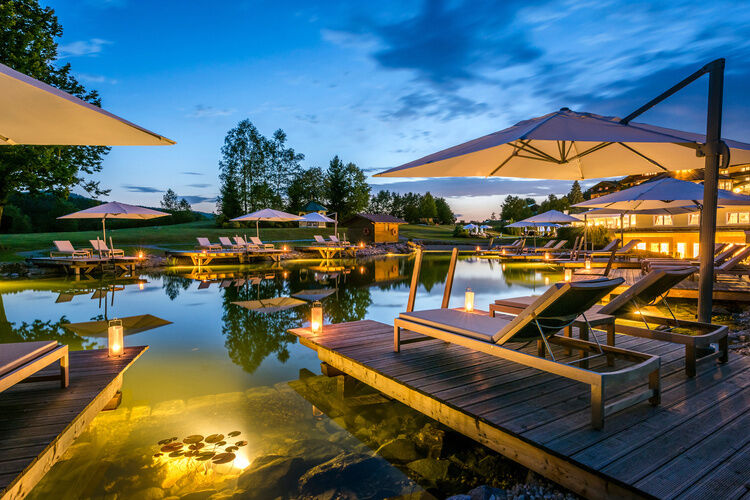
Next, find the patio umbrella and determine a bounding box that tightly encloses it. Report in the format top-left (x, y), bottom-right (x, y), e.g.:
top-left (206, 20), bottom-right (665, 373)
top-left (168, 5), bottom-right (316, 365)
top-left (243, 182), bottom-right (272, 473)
top-left (230, 209), bottom-right (303, 238)
top-left (463, 223), bottom-right (478, 229)
top-left (505, 220), bottom-right (561, 249)
top-left (0, 62), bottom-right (173, 145)
top-left (232, 297), bottom-right (306, 314)
top-left (522, 209), bottom-right (580, 224)
top-left (579, 205), bottom-right (701, 247)
top-left (301, 212), bottom-right (336, 223)
top-left (64, 314), bottom-right (172, 338)
top-left (58, 201), bottom-right (169, 249)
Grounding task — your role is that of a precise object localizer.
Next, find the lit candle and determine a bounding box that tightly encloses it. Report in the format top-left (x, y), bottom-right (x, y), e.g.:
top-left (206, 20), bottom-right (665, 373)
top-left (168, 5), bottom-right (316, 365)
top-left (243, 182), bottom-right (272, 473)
top-left (476, 246), bottom-right (480, 252)
top-left (311, 301), bottom-right (323, 334)
top-left (544, 252), bottom-right (550, 260)
top-left (359, 241), bottom-right (365, 249)
top-left (108, 319), bottom-right (124, 357)
top-left (283, 245), bottom-right (288, 252)
top-left (585, 258), bottom-right (592, 270)
top-left (464, 287), bottom-right (474, 312)
top-left (564, 269), bottom-right (572, 282)
top-left (501, 249), bottom-right (506, 256)
top-left (138, 251), bottom-right (144, 259)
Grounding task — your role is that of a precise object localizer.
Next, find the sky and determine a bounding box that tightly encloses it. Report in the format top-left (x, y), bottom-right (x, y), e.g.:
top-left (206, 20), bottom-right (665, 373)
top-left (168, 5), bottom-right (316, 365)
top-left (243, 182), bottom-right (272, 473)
top-left (47, 0), bottom-right (750, 220)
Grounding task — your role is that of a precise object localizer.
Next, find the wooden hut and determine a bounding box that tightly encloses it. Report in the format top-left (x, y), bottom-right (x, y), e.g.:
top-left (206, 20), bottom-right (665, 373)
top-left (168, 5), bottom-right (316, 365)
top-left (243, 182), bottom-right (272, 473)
top-left (344, 213), bottom-right (407, 243)
top-left (299, 201), bottom-right (329, 228)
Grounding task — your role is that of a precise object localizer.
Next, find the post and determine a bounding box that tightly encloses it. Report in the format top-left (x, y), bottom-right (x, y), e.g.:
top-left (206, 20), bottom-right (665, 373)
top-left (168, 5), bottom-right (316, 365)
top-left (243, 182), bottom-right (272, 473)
top-left (441, 248), bottom-right (458, 308)
top-left (407, 248), bottom-right (423, 313)
top-left (697, 59), bottom-right (725, 323)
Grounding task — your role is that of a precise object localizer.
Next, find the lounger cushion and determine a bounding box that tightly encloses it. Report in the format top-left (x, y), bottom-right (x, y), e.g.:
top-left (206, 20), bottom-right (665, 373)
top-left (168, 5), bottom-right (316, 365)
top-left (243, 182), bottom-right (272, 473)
top-left (0, 341), bottom-right (58, 377)
top-left (399, 309), bottom-right (512, 342)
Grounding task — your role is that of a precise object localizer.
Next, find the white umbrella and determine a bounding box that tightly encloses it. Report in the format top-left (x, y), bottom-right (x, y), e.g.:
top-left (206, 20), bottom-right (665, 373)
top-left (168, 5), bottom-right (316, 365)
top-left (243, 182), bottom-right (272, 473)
top-left (374, 108), bottom-right (750, 180)
top-left (521, 209), bottom-right (580, 224)
top-left (505, 221), bottom-right (561, 228)
top-left (574, 177), bottom-right (750, 210)
top-left (0, 62), bottom-right (173, 145)
top-left (230, 209), bottom-right (304, 238)
top-left (302, 212), bottom-right (336, 223)
top-left (463, 223), bottom-right (478, 229)
top-left (58, 201), bottom-right (169, 247)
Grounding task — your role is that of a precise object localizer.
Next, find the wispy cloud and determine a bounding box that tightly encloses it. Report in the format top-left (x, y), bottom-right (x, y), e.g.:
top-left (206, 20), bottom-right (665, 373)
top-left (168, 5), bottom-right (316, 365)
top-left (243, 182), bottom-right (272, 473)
top-left (187, 183), bottom-right (211, 188)
top-left (182, 171), bottom-right (205, 176)
top-left (77, 73), bottom-right (118, 85)
top-left (122, 185), bottom-right (163, 193)
top-left (180, 195), bottom-right (216, 204)
top-left (187, 104), bottom-right (236, 118)
top-left (58, 38), bottom-right (113, 57)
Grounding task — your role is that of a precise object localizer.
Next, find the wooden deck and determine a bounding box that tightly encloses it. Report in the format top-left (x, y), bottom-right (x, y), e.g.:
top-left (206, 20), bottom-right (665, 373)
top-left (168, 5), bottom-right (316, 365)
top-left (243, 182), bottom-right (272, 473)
top-left (289, 321), bottom-right (749, 500)
top-left (0, 347), bottom-right (148, 500)
top-left (165, 249), bottom-right (283, 266)
top-left (27, 257), bottom-right (140, 277)
top-left (606, 268), bottom-right (750, 301)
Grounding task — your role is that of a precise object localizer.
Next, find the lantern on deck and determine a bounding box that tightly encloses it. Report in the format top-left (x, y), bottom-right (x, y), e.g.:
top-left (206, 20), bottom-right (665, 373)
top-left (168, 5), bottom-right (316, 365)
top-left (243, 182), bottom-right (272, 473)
top-left (108, 319), bottom-right (124, 357)
top-left (464, 288), bottom-right (474, 312)
top-left (475, 246), bottom-right (480, 253)
top-left (282, 245), bottom-right (289, 252)
top-left (544, 252), bottom-right (550, 260)
top-left (564, 269), bottom-right (572, 282)
top-left (310, 301), bottom-right (323, 334)
top-left (585, 258), bottom-right (592, 270)
top-left (138, 251), bottom-right (144, 259)
top-left (501, 249), bottom-right (506, 256)
top-left (359, 241), bottom-right (365, 249)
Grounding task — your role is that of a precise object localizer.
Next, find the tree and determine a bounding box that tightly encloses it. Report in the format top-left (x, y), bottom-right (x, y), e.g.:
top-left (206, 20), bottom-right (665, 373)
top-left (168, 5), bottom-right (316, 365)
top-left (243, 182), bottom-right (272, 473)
top-left (0, 1), bottom-right (110, 223)
top-left (568, 180), bottom-right (585, 212)
top-left (161, 189), bottom-right (179, 211)
top-left (539, 193), bottom-right (570, 213)
top-left (435, 197), bottom-right (455, 225)
top-left (324, 156), bottom-right (370, 219)
top-left (368, 190), bottom-right (393, 214)
top-left (500, 195), bottom-right (534, 222)
top-left (418, 192), bottom-right (437, 221)
top-left (287, 167), bottom-right (326, 213)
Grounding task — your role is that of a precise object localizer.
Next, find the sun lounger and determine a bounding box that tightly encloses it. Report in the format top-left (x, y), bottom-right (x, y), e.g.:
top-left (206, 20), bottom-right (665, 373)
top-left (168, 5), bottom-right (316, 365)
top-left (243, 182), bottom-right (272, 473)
top-left (0, 341), bottom-right (69, 393)
top-left (591, 239), bottom-right (641, 260)
top-left (250, 236), bottom-right (275, 249)
top-left (643, 244), bottom-right (744, 273)
top-left (314, 235), bottom-right (337, 246)
top-left (218, 236), bottom-right (243, 251)
top-left (525, 240), bottom-right (556, 253)
top-left (572, 248), bottom-right (618, 277)
top-left (492, 267), bottom-right (728, 376)
top-left (395, 256), bottom-right (660, 429)
top-left (329, 235), bottom-right (351, 246)
top-left (51, 240), bottom-right (91, 259)
top-left (233, 236), bottom-right (262, 251)
top-left (195, 237), bottom-right (222, 251)
top-left (89, 239), bottom-right (124, 257)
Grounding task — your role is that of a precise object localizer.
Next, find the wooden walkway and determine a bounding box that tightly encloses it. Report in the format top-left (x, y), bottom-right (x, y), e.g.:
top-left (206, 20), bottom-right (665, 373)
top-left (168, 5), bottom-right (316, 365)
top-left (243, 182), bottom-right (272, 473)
top-left (0, 347), bottom-right (147, 500)
top-left (289, 321), bottom-right (749, 500)
top-left (606, 268), bottom-right (750, 301)
top-left (27, 257), bottom-right (140, 277)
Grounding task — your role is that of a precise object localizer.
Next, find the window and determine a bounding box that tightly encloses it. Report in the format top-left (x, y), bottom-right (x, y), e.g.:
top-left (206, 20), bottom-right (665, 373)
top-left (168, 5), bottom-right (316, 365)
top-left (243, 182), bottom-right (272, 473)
top-left (727, 212), bottom-right (750, 224)
top-left (718, 180), bottom-right (733, 191)
top-left (636, 242), bottom-right (646, 250)
top-left (676, 242), bottom-right (686, 259)
top-left (693, 243), bottom-right (699, 258)
top-left (688, 213), bottom-right (700, 225)
top-left (660, 242), bottom-right (670, 254)
top-left (650, 243), bottom-right (660, 253)
top-left (622, 214), bottom-right (637, 228)
top-left (654, 215), bottom-right (673, 226)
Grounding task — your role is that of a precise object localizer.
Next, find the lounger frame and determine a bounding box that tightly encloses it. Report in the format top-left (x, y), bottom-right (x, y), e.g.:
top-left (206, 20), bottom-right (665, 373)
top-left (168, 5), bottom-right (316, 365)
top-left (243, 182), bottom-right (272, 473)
top-left (0, 344), bottom-right (69, 393)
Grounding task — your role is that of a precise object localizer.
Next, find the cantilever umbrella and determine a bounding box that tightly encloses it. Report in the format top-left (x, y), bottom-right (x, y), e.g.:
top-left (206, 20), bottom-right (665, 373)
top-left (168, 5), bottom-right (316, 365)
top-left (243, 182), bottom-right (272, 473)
top-left (58, 202), bottom-right (169, 249)
top-left (230, 209), bottom-right (303, 238)
top-left (301, 212), bottom-right (336, 223)
top-left (64, 314), bottom-right (172, 338)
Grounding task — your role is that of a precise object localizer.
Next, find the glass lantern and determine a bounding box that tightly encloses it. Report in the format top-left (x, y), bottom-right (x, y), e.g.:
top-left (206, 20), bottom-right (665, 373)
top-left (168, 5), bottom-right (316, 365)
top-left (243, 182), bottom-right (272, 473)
top-left (564, 269), bottom-right (572, 282)
top-left (585, 258), bottom-right (592, 270)
top-left (108, 319), bottom-right (124, 357)
top-left (464, 287), bottom-right (475, 312)
top-left (311, 301), bottom-right (323, 334)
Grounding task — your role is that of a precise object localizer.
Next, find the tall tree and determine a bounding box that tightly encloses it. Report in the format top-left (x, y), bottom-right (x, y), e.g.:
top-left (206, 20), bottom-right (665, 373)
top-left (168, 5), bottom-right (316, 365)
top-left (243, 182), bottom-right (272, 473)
top-left (419, 192), bottom-right (438, 221)
top-left (501, 195), bottom-right (534, 222)
top-left (160, 189), bottom-right (179, 211)
top-left (0, 1), bottom-right (110, 223)
top-left (568, 180), bottom-right (585, 212)
top-left (435, 197), bottom-right (455, 225)
top-left (287, 167), bottom-right (326, 213)
top-left (368, 190), bottom-right (393, 214)
top-left (324, 156), bottom-right (370, 219)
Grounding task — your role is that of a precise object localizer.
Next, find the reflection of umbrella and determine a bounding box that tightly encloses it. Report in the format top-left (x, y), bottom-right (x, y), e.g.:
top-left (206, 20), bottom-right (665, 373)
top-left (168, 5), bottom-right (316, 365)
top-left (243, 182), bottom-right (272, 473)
top-left (64, 314), bottom-right (172, 338)
top-left (0, 62), bottom-right (174, 146)
top-left (292, 289), bottom-right (336, 301)
top-left (480, 224), bottom-right (492, 229)
top-left (302, 212), bottom-right (336, 223)
top-left (58, 201), bottom-right (169, 249)
top-left (230, 209), bottom-right (304, 238)
top-left (232, 297), bottom-right (306, 314)
top-left (574, 177), bottom-right (750, 210)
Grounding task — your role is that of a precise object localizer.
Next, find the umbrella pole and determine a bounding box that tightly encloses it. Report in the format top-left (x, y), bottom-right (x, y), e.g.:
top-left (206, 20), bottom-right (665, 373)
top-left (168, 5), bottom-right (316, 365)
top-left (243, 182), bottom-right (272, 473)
top-left (697, 60), bottom-right (725, 323)
top-left (620, 214), bottom-right (624, 248)
top-left (256, 220), bottom-right (259, 239)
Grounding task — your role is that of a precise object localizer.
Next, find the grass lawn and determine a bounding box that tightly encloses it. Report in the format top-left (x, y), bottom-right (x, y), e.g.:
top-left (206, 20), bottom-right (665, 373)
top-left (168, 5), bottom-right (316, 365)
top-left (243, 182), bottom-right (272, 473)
top-left (0, 221), bottom-right (511, 262)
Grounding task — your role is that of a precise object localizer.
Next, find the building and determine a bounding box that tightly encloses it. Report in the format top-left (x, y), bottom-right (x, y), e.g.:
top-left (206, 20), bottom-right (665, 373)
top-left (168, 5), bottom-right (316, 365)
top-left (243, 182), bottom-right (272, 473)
top-left (343, 213), bottom-right (407, 243)
top-left (299, 201), bottom-right (329, 228)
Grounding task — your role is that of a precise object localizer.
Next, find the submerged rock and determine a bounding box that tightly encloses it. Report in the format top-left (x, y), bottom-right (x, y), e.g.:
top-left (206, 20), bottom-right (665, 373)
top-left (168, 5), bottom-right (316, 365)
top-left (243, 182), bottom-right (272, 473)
top-left (406, 458), bottom-right (452, 484)
top-left (376, 437), bottom-right (420, 463)
top-left (298, 452), bottom-right (406, 499)
top-left (237, 456), bottom-right (306, 499)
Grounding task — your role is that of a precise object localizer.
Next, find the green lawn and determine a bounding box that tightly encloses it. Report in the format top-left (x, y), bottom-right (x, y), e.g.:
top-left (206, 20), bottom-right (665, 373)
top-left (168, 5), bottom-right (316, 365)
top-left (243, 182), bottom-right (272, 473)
top-left (0, 221), bottom-right (512, 262)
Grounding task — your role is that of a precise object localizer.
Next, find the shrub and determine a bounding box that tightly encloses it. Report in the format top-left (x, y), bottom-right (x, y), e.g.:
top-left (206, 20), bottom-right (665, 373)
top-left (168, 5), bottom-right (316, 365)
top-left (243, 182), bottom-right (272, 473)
top-left (556, 225), bottom-right (611, 248)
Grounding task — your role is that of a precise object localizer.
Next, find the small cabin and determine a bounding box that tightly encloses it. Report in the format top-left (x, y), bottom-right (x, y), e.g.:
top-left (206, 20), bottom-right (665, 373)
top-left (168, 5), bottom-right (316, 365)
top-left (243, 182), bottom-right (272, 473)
top-left (344, 213), bottom-right (407, 243)
top-left (299, 201), bottom-right (329, 228)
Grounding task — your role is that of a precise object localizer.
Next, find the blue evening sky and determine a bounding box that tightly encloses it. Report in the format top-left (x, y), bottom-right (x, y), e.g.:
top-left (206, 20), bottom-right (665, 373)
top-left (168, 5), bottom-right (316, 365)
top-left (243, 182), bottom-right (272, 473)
top-left (48, 0), bottom-right (750, 220)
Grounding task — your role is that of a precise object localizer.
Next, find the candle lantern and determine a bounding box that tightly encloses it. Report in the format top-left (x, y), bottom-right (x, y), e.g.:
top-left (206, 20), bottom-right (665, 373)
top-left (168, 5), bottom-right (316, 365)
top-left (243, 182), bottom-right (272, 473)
top-left (138, 251), bottom-right (144, 259)
top-left (585, 258), bottom-right (592, 270)
top-left (310, 301), bottom-right (323, 334)
top-left (476, 246), bottom-right (481, 253)
top-left (108, 319), bottom-right (124, 357)
top-left (501, 249), bottom-right (506, 256)
top-left (464, 287), bottom-right (475, 312)
top-left (564, 269), bottom-right (572, 282)
top-left (359, 241), bottom-right (365, 249)
top-left (282, 245), bottom-right (288, 252)
top-left (544, 252), bottom-right (550, 260)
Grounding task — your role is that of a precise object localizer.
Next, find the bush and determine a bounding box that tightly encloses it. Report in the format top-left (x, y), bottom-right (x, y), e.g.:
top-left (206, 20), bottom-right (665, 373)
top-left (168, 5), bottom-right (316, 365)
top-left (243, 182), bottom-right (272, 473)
top-left (452, 225), bottom-right (470, 238)
top-left (556, 225), bottom-right (611, 249)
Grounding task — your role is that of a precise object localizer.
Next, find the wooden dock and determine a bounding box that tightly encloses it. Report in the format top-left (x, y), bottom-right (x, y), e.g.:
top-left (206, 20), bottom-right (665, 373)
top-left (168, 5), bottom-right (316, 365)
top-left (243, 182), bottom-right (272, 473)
top-left (0, 347), bottom-right (148, 500)
top-left (27, 256), bottom-right (140, 277)
top-left (606, 268), bottom-right (750, 301)
top-left (289, 321), bottom-right (749, 499)
top-left (165, 249), bottom-right (282, 266)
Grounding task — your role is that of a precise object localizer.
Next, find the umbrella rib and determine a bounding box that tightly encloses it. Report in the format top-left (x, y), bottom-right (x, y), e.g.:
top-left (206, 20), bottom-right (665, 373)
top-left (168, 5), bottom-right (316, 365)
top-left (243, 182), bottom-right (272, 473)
top-left (513, 140), bottom-right (561, 163)
top-left (489, 148), bottom-right (521, 176)
top-left (565, 141), bottom-right (615, 161)
top-left (616, 143), bottom-right (670, 171)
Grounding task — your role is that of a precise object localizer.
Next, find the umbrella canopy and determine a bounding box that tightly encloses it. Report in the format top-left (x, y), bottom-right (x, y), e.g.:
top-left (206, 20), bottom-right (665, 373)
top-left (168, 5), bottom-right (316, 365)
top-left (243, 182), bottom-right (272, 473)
top-left (64, 314), bottom-right (172, 338)
top-left (232, 297), bottom-right (306, 314)
top-left (374, 108), bottom-right (750, 180)
top-left (230, 209), bottom-right (304, 238)
top-left (291, 288), bottom-right (337, 301)
top-left (463, 223), bottom-right (478, 229)
top-left (522, 209), bottom-right (579, 224)
top-left (505, 221), bottom-right (561, 228)
top-left (480, 224), bottom-right (492, 229)
top-left (0, 62), bottom-right (173, 146)
top-left (578, 206), bottom-right (699, 218)
top-left (58, 201), bottom-right (169, 246)
top-left (573, 177), bottom-right (750, 210)
top-left (301, 212), bottom-right (336, 223)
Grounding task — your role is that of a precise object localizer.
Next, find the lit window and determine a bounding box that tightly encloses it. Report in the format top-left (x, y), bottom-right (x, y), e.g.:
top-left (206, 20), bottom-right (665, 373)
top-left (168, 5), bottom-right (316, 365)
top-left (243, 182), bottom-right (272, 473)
top-left (650, 243), bottom-right (660, 253)
top-left (654, 215), bottom-right (673, 226)
top-left (660, 242), bottom-right (669, 254)
top-left (676, 242), bottom-right (686, 259)
top-left (636, 242), bottom-right (646, 250)
top-left (727, 212), bottom-right (750, 224)
top-left (688, 213), bottom-right (700, 225)
top-left (693, 243), bottom-right (699, 257)
top-left (630, 214), bottom-right (637, 226)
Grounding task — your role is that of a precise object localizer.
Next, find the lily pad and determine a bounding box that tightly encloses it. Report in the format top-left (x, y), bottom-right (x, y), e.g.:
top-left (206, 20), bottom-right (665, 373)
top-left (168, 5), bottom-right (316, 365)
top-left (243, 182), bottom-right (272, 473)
top-left (160, 443), bottom-right (183, 453)
top-left (183, 434), bottom-right (204, 444)
top-left (196, 451), bottom-right (216, 461)
top-left (227, 431), bottom-right (241, 437)
top-left (235, 440), bottom-right (248, 447)
top-left (225, 446), bottom-right (238, 452)
top-left (168, 451), bottom-right (184, 458)
top-left (205, 434), bottom-right (224, 444)
top-left (216, 441), bottom-right (227, 447)
top-left (153, 453), bottom-right (163, 458)
top-left (157, 438), bottom-right (172, 445)
top-left (188, 442), bottom-right (205, 450)
top-left (212, 452), bottom-right (236, 464)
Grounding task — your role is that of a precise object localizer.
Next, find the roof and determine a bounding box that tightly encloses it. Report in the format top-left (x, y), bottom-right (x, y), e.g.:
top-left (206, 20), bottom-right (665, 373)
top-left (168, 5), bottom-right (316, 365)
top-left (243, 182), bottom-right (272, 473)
top-left (302, 201), bottom-right (327, 212)
top-left (345, 213), bottom-right (407, 224)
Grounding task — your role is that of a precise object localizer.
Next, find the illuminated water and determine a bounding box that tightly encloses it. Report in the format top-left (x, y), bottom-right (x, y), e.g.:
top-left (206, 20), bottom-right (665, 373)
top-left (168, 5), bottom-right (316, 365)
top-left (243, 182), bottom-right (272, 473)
top-left (0, 254), bottom-right (563, 499)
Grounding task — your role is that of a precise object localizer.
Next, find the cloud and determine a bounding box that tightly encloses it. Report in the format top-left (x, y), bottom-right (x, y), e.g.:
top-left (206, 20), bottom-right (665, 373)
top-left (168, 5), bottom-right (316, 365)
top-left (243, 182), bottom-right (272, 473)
top-left (188, 104), bottom-right (236, 118)
top-left (77, 73), bottom-right (118, 85)
top-left (58, 38), bottom-right (113, 57)
top-left (187, 183), bottom-right (211, 188)
top-left (180, 195), bottom-right (217, 204)
top-left (296, 113), bottom-right (319, 124)
top-left (122, 185), bottom-right (163, 193)
top-left (182, 171), bottom-right (204, 176)
top-left (382, 91), bottom-right (488, 122)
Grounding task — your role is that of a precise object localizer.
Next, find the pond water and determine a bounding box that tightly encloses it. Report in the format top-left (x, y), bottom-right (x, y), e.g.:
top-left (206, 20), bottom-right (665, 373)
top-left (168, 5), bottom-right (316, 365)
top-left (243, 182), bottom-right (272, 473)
top-left (1, 254), bottom-right (565, 499)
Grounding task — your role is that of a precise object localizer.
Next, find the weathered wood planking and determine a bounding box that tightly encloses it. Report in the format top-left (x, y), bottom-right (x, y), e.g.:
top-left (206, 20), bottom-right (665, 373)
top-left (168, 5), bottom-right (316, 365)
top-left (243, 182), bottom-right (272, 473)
top-left (289, 320), bottom-right (749, 500)
top-left (0, 347), bottom-right (147, 500)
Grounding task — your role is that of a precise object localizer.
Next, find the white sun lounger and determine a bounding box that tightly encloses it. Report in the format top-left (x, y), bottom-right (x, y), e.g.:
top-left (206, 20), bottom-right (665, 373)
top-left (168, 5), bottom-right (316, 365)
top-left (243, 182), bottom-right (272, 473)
top-left (196, 237), bottom-right (222, 251)
top-left (89, 239), bottom-right (124, 257)
top-left (51, 240), bottom-right (91, 258)
top-left (0, 341), bottom-right (69, 393)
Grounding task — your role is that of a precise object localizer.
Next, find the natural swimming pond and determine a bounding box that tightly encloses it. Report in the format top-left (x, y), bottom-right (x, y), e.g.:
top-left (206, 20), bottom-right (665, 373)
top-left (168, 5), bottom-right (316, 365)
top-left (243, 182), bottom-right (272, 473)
top-left (1, 254), bottom-right (570, 499)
